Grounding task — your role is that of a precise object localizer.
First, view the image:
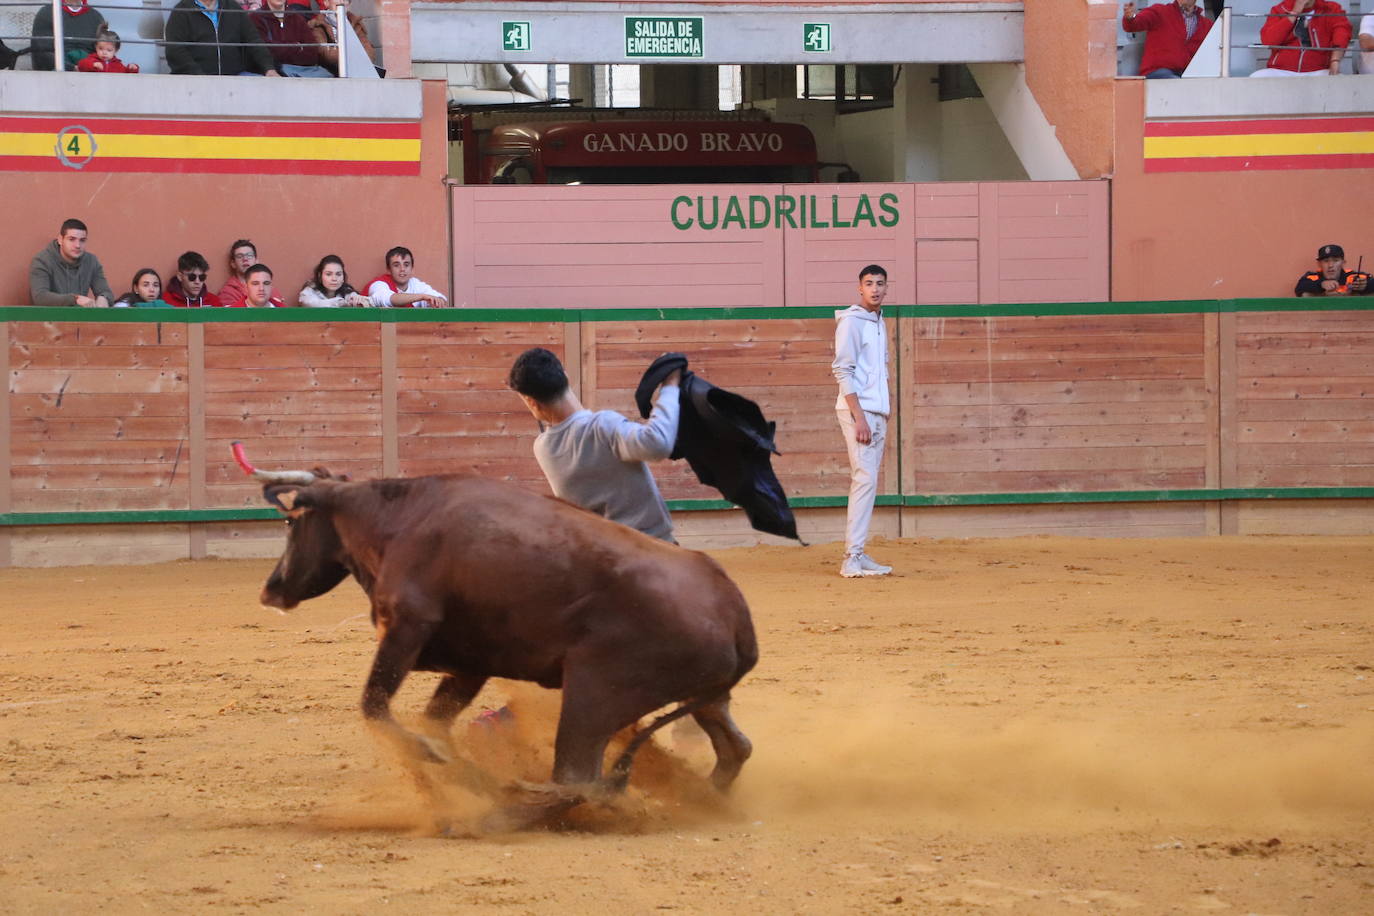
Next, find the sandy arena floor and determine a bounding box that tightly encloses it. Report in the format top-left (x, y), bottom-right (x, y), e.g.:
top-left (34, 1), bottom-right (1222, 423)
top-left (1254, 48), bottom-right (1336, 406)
top-left (1, 535), bottom-right (1372, 914)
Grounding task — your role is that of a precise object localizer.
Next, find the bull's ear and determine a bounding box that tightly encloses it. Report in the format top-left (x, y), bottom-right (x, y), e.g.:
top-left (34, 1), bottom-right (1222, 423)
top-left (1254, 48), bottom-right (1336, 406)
top-left (264, 484), bottom-right (316, 516)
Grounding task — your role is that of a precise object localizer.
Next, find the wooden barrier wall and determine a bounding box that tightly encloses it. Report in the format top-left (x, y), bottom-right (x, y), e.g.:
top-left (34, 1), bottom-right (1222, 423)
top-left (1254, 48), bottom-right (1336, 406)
top-left (3, 300), bottom-right (1372, 566)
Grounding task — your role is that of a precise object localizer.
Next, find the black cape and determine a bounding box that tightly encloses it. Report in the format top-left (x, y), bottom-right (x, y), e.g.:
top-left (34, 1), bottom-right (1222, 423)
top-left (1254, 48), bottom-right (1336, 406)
top-left (636, 353), bottom-right (800, 542)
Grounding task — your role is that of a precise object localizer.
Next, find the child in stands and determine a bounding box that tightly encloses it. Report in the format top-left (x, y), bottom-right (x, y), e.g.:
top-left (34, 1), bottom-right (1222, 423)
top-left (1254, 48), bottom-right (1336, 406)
top-left (76, 29), bottom-right (139, 73)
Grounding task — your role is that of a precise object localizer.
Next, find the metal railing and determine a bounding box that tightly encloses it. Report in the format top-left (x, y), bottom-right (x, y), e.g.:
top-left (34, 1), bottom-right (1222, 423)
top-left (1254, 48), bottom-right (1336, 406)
top-left (1218, 7), bottom-right (1363, 77)
top-left (1, 0), bottom-right (350, 76)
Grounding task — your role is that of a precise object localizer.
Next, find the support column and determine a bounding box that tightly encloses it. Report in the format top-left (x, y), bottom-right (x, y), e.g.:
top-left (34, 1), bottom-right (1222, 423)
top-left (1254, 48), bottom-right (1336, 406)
top-left (892, 64), bottom-right (942, 182)
top-left (640, 64), bottom-right (718, 109)
top-left (966, 63), bottom-right (1078, 180)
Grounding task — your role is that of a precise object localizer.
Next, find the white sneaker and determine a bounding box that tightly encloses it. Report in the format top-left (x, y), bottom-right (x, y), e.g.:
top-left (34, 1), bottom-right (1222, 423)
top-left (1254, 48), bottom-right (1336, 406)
top-left (857, 553), bottom-right (892, 575)
top-left (840, 554), bottom-right (891, 578)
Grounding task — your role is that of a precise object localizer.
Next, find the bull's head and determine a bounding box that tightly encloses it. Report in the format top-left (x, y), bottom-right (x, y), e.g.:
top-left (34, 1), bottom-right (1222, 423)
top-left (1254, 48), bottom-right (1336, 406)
top-left (233, 442), bottom-right (350, 611)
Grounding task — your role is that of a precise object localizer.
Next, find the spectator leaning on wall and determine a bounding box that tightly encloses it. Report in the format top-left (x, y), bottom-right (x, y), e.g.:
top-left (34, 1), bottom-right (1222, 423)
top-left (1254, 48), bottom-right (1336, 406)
top-left (1252, 0), bottom-right (1353, 76)
top-left (1122, 0), bottom-right (1212, 79)
top-left (30, 0), bottom-right (107, 70)
top-left (165, 0), bottom-right (280, 76)
top-left (29, 218), bottom-right (114, 308)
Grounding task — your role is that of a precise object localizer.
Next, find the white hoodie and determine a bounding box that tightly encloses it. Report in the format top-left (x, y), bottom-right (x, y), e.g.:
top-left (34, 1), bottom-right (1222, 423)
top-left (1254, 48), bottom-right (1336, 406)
top-left (831, 304), bottom-right (890, 417)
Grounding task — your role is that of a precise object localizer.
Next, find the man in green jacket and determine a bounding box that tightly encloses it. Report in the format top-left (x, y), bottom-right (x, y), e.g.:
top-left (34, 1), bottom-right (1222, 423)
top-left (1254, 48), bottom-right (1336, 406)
top-left (29, 218), bottom-right (114, 308)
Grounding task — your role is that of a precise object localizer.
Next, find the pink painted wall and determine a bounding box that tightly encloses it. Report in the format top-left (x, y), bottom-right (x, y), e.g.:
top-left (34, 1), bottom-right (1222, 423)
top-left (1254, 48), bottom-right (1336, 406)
top-left (0, 82), bottom-right (449, 308)
top-left (1111, 80), bottom-right (1374, 301)
top-left (453, 181), bottom-right (1109, 307)
top-left (1023, 0), bottom-right (1117, 179)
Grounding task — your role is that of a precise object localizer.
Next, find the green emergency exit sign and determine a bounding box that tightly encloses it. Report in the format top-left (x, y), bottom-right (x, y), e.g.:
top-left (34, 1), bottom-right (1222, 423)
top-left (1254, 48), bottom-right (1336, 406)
top-left (503, 21), bottom-right (530, 52)
top-left (804, 23), bottom-right (832, 52)
top-left (625, 17), bottom-right (703, 58)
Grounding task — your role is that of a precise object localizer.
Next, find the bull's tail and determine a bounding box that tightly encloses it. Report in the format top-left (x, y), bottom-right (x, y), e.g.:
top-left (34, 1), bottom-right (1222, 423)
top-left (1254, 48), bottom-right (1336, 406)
top-left (604, 692), bottom-right (725, 792)
top-left (606, 613), bottom-right (758, 792)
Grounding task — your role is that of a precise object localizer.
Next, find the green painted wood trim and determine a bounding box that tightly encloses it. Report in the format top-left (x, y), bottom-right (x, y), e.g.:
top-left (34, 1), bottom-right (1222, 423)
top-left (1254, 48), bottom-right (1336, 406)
top-left (5, 299), bottom-right (1373, 324)
top-left (4, 489), bottom-right (1368, 527)
top-left (905, 487), bottom-right (1374, 507)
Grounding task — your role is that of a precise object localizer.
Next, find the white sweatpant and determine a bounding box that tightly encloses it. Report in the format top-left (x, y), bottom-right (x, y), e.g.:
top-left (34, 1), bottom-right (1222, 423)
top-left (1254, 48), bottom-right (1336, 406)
top-left (837, 408), bottom-right (887, 557)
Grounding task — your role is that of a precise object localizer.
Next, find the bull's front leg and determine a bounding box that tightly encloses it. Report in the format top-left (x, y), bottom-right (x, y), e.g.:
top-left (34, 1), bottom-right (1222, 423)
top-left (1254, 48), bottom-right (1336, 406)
top-left (362, 612), bottom-right (449, 765)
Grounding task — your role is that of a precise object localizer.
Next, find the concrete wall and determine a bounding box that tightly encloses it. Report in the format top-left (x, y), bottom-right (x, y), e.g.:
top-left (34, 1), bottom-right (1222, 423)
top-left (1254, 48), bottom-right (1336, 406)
top-left (0, 74), bottom-right (448, 307)
top-left (1023, 0), bottom-right (1117, 178)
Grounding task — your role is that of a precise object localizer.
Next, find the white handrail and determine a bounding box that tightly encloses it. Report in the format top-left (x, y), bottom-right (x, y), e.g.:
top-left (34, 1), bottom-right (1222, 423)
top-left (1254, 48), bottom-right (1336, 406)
top-left (50, 0), bottom-right (63, 71)
top-left (335, 0), bottom-right (347, 78)
top-left (1220, 6), bottom-right (1232, 78)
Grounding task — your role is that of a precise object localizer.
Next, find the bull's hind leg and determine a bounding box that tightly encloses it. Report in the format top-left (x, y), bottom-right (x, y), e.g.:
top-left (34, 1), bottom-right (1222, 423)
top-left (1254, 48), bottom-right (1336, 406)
top-left (692, 695), bottom-right (753, 792)
top-left (361, 613), bottom-right (450, 765)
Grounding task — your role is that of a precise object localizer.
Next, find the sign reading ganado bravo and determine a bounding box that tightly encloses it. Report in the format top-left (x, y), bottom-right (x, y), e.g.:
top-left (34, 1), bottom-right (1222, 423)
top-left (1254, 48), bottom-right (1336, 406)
top-left (625, 17), bottom-right (703, 58)
top-left (671, 192), bottom-right (900, 230)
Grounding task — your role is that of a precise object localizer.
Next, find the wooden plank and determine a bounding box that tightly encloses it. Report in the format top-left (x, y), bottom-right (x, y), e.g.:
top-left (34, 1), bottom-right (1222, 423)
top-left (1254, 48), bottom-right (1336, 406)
top-left (913, 357), bottom-right (1204, 384)
top-left (915, 332), bottom-right (1202, 361)
top-left (9, 524), bottom-right (192, 567)
top-left (1237, 398), bottom-right (1374, 420)
top-left (394, 367), bottom-right (513, 390)
top-left (202, 345), bottom-right (383, 370)
top-left (1236, 312), bottom-right (1374, 334)
top-left (206, 390), bottom-right (383, 416)
top-left (911, 469), bottom-right (1205, 493)
top-left (1239, 420), bottom-right (1374, 442)
top-left (592, 319), bottom-right (832, 344)
top-left (11, 416), bottom-right (190, 440)
top-left (205, 323), bottom-right (381, 347)
top-left (8, 345), bottom-right (190, 370)
top-left (9, 322), bottom-right (189, 347)
top-left (1236, 465), bottom-right (1374, 487)
top-left (203, 368), bottom-right (383, 392)
top-left (1236, 501), bottom-right (1374, 536)
top-left (11, 440), bottom-right (193, 465)
top-left (1235, 332), bottom-right (1374, 355)
top-left (395, 342), bottom-right (576, 370)
top-left (911, 445), bottom-right (1203, 472)
top-left (916, 314), bottom-right (1201, 338)
top-left (205, 416), bottom-right (383, 438)
top-left (10, 393), bottom-right (189, 418)
top-left (382, 323), bottom-right (399, 478)
top-left (10, 368), bottom-right (188, 395)
top-left (1236, 354), bottom-right (1374, 377)
top-left (396, 390), bottom-right (525, 414)
top-left (397, 412), bottom-right (535, 437)
top-left (7, 485), bottom-right (191, 512)
top-left (911, 401), bottom-right (1207, 427)
top-left (1240, 443), bottom-right (1374, 464)
top-left (915, 379), bottom-right (1209, 406)
top-left (394, 322), bottom-right (564, 343)
top-left (913, 423), bottom-right (1207, 449)
top-left (10, 464), bottom-right (188, 491)
top-left (1239, 379), bottom-right (1374, 399)
top-left (188, 323), bottom-right (206, 559)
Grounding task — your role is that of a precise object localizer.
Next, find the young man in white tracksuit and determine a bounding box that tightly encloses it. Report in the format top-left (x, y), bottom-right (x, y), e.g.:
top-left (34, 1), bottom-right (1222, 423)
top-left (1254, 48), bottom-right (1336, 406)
top-left (831, 264), bottom-right (893, 579)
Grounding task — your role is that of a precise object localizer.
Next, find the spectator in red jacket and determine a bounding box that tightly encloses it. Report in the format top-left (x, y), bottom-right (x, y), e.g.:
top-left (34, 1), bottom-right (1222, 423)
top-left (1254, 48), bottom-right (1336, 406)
top-left (218, 239), bottom-right (257, 306)
top-left (251, 0), bottom-right (332, 78)
top-left (165, 251), bottom-right (223, 308)
top-left (75, 29), bottom-right (139, 73)
top-left (1122, 0), bottom-right (1212, 78)
top-left (1252, 0), bottom-right (1353, 76)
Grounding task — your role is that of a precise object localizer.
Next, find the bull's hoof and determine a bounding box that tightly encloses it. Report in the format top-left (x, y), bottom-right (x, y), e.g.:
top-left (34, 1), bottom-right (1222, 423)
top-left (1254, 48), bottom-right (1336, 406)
top-left (480, 781), bottom-right (586, 834)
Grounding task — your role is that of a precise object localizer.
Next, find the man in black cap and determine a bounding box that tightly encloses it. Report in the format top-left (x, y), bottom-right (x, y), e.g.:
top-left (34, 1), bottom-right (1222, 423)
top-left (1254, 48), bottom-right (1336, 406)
top-left (1296, 244), bottom-right (1371, 297)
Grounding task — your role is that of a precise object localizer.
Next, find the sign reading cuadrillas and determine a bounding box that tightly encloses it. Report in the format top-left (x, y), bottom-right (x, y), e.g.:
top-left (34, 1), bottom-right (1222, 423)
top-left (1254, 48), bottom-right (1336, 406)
top-left (671, 193), bottom-right (900, 230)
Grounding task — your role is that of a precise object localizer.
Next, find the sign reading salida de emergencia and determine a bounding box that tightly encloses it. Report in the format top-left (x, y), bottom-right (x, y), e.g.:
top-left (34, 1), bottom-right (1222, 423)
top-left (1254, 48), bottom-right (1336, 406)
top-left (671, 193), bottom-right (900, 230)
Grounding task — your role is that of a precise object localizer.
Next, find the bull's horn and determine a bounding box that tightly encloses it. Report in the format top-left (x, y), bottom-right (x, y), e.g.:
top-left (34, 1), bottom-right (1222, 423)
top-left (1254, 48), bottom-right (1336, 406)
top-left (231, 441), bottom-right (317, 485)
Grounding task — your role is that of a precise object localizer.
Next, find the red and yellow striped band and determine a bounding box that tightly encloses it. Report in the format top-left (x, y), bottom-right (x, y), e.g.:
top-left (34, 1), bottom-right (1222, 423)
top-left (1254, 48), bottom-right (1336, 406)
top-left (1144, 116), bottom-right (1374, 173)
top-left (0, 116), bottom-right (421, 175)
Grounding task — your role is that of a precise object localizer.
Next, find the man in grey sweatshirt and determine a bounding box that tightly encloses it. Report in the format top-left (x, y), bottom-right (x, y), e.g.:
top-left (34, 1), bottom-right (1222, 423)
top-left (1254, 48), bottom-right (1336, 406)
top-left (509, 347), bottom-right (681, 543)
top-left (30, 218), bottom-right (113, 307)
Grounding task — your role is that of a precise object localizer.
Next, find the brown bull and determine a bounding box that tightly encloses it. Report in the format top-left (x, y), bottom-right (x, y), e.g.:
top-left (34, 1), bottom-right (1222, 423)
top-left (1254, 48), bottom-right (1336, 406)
top-left (235, 444), bottom-right (757, 828)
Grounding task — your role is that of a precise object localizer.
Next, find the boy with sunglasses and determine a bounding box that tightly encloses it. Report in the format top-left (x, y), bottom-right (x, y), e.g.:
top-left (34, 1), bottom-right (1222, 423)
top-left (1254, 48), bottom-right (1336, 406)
top-left (164, 251), bottom-right (223, 308)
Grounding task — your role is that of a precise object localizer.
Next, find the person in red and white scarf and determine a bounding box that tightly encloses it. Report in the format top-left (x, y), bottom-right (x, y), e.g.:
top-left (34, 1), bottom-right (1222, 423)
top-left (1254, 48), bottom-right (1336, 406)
top-left (30, 0), bottom-right (107, 70)
top-left (367, 246), bottom-right (448, 308)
